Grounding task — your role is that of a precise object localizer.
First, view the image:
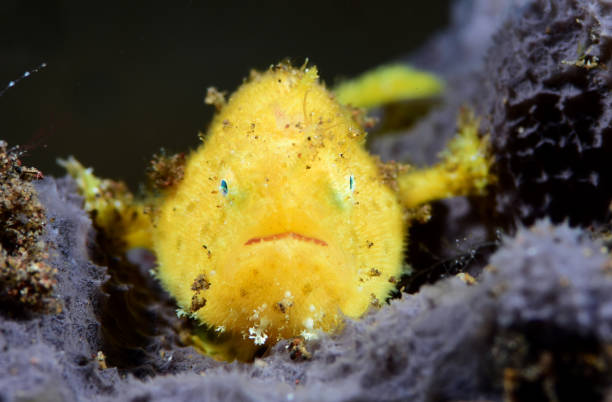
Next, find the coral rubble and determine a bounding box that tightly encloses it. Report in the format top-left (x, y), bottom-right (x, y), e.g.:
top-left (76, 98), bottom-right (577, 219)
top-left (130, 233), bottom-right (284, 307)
top-left (0, 177), bottom-right (115, 400)
top-left (0, 140), bottom-right (57, 312)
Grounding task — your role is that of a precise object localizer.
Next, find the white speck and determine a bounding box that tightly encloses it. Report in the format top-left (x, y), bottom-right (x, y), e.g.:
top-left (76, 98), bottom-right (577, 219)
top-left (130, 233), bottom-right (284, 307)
top-left (248, 327), bottom-right (268, 345)
top-left (300, 329), bottom-right (318, 341)
top-left (8, 81), bottom-right (14, 88)
top-left (23, 72), bottom-right (30, 77)
top-left (309, 304), bottom-right (315, 312)
top-left (253, 358), bottom-right (268, 368)
top-left (284, 290), bottom-right (292, 298)
top-left (303, 318), bottom-right (314, 330)
top-left (287, 393), bottom-right (295, 401)
top-left (210, 270), bottom-right (216, 276)
top-left (215, 326), bottom-right (225, 333)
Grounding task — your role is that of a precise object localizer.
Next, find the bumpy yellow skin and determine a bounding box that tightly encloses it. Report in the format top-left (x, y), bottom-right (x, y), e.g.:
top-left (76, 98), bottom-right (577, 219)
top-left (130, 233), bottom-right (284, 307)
top-left (155, 65), bottom-right (404, 346)
top-left (64, 62), bottom-right (494, 361)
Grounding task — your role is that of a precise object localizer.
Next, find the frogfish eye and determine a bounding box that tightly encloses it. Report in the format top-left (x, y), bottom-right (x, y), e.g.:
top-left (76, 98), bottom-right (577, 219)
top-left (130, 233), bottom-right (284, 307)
top-left (220, 179), bottom-right (228, 196)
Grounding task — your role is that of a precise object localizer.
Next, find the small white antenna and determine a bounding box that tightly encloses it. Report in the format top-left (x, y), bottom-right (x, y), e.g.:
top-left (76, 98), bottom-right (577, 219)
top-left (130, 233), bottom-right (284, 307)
top-left (0, 62), bottom-right (47, 97)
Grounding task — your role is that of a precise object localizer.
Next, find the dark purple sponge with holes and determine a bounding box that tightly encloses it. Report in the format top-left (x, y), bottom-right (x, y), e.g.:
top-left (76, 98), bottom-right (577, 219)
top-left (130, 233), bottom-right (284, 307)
top-left (482, 0), bottom-right (612, 225)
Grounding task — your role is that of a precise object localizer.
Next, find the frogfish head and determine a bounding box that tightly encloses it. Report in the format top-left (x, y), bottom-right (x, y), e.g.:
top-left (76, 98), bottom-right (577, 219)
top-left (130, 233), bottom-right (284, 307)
top-left (153, 63), bottom-right (405, 348)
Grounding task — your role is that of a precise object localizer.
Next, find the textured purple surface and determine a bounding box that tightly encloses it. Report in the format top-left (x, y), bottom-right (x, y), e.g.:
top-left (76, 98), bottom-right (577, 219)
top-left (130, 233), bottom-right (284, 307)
top-left (0, 177), bottom-right (118, 401)
top-left (111, 221), bottom-right (612, 402)
top-left (374, 0), bottom-right (612, 227)
top-left (3, 1), bottom-right (612, 401)
top-left (3, 177), bottom-right (612, 401)
top-left (483, 0), bottom-right (612, 225)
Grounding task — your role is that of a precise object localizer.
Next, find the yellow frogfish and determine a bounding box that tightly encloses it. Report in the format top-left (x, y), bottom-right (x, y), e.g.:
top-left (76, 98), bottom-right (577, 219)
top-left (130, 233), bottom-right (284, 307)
top-left (62, 62), bottom-right (493, 361)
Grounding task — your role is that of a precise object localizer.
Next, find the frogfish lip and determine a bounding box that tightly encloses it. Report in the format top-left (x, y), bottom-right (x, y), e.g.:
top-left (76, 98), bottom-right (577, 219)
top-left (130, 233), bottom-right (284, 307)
top-left (244, 231), bottom-right (328, 247)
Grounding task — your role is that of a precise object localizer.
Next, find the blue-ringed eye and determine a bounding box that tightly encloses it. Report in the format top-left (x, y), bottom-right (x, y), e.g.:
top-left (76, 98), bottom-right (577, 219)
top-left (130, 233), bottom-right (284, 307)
top-left (220, 179), bottom-right (228, 196)
top-left (349, 175), bottom-right (355, 192)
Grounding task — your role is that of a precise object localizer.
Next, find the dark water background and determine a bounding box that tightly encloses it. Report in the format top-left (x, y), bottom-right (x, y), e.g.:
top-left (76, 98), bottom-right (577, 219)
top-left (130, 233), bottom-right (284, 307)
top-left (0, 1), bottom-right (450, 188)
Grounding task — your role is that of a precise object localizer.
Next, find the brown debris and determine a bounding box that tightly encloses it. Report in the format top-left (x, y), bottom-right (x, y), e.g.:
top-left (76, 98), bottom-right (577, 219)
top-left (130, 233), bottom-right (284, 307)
top-left (190, 294), bottom-right (207, 313)
top-left (368, 267), bottom-right (382, 277)
top-left (191, 273), bottom-right (211, 292)
top-left (0, 140), bottom-right (58, 312)
top-left (147, 150), bottom-right (186, 191)
top-left (348, 105), bottom-right (378, 129)
top-left (204, 87), bottom-right (227, 111)
top-left (370, 293), bottom-right (382, 308)
top-left (376, 157), bottom-right (410, 193)
top-left (190, 273), bottom-right (210, 313)
top-left (287, 337), bottom-right (311, 361)
top-left (96, 351), bottom-right (108, 370)
top-left (404, 204), bottom-right (432, 224)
